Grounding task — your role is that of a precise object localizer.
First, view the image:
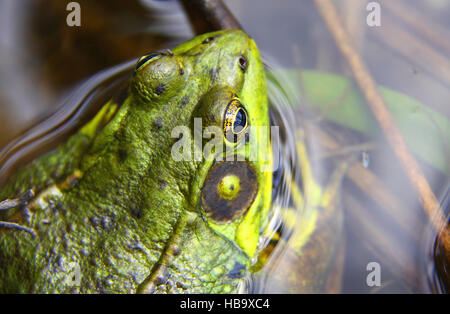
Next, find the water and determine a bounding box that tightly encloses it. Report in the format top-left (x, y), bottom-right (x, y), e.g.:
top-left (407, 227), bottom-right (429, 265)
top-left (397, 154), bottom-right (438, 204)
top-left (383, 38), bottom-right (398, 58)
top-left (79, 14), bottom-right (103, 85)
top-left (429, 188), bottom-right (450, 293)
top-left (0, 0), bottom-right (448, 293)
top-left (0, 60), bottom-right (135, 186)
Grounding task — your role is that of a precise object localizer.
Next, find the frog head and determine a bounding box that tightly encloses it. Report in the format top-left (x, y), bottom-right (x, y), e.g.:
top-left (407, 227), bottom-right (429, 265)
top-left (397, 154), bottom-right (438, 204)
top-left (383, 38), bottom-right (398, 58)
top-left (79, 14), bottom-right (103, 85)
top-left (73, 30), bottom-right (272, 293)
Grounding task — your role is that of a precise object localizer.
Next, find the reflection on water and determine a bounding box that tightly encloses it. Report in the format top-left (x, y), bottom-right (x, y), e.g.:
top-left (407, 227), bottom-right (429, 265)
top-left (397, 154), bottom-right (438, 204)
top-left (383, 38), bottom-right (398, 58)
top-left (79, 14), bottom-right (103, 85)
top-left (0, 59), bottom-right (134, 186)
top-left (0, 0), bottom-right (448, 293)
top-left (0, 0), bottom-right (188, 147)
top-left (431, 188), bottom-right (450, 293)
top-left (249, 63), bottom-right (347, 293)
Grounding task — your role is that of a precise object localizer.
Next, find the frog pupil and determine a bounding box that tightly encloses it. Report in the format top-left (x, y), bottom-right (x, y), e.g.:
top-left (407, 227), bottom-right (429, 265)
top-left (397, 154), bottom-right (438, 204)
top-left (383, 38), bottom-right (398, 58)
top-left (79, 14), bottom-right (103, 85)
top-left (136, 53), bottom-right (161, 70)
top-left (233, 108), bottom-right (246, 133)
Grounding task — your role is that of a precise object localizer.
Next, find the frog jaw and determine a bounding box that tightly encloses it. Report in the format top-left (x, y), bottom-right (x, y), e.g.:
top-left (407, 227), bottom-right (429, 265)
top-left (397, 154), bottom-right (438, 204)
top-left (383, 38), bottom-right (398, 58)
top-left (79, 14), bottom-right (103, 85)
top-left (137, 209), bottom-right (251, 294)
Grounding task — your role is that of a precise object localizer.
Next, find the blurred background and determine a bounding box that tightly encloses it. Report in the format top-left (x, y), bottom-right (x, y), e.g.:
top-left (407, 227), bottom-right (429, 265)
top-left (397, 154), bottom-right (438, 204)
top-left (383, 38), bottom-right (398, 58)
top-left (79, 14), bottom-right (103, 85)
top-left (0, 0), bottom-right (448, 293)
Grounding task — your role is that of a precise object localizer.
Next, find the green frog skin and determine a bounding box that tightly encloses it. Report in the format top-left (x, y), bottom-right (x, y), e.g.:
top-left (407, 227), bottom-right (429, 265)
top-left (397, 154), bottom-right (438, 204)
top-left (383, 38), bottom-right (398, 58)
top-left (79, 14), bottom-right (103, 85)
top-left (0, 30), bottom-right (272, 293)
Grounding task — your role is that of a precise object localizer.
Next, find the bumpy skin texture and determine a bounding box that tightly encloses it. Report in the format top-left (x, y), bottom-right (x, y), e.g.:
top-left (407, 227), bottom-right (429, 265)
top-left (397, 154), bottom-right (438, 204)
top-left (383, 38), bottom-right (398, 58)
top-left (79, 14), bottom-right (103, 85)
top-left (0, 30), bottom-right (271, 293)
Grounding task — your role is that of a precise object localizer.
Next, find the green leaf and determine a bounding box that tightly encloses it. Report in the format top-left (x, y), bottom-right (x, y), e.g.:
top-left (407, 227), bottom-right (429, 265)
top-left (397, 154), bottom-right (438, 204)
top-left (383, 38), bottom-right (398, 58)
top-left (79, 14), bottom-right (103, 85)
top-left (269, 69), bottom-right (450, 174)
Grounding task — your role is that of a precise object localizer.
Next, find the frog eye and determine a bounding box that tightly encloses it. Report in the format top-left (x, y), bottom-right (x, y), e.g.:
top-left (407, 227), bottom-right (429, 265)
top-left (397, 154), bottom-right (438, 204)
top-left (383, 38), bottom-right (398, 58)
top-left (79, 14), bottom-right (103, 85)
top-left (135, 52), bottom-right (161, 71)
top-left (223, 98), bottom-right (248, 143)
top-left (201, 161), bottom-right (258, 223)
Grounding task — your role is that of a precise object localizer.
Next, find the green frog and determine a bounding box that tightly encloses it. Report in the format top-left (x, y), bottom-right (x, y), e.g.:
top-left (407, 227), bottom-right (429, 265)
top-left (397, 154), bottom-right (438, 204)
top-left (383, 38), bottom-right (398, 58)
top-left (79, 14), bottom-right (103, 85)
top-left (0, 29), bottom-right (272, 293)
top-left (0, 29), bottom-right (344, 294)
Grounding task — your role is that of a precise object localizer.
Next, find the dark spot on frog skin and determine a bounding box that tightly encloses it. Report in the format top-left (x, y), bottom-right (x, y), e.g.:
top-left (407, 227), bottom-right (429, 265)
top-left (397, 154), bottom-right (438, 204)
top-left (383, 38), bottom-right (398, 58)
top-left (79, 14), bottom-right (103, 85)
top-left (210, 67), bottom-right (220, 81)
top-left (155, 83), bottom-right (165, 95)
top-left (101, 275), bottom-right (115, 289)
top-left (101, 217), bottom-right (113, 229)
top-left (181, 96), bottom-right (189, 108)
top-left (158, 179), bottom-right (168, 190)
top-left (172, 246), bottom-right (181, 256)
top-left (210, 114), bottom-right (216, 123)
top-left (66, 175), bottom-right (80, 189)
top-left (114, 127), bottom-right (126, 141)
top-left (58, 256), bottom-right (66, 268)
top-left (89, 216), bottom-right (100, 229)
top-left (130, 205), bottom-right (142, 219)
top-left (52, 170), bottom-right (62, 179)
top-left (128, 236), bottom-right (145, 251)
top-left (48, 200), bottom-right (62, 215)
top-left (66, 223), bottom-right (74, 233)
top-left (98, 188), bottom-right (108, 198)
top-left (117, 148), bottom-right (128, 163)
top-left (154, 276), bottom-right (167, 286)
top-left (228, 261), bottom-right (246, 279)
top-left (176, 281), bottom-right (187, 290)
top-left (152, 118), bottom-right (163, 131)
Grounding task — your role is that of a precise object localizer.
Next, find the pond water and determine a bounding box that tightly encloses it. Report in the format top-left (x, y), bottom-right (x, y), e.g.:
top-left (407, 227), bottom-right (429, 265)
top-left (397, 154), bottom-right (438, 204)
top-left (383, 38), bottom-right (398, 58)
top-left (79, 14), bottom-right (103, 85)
top-left (0, 0), bottom-right (448, 293)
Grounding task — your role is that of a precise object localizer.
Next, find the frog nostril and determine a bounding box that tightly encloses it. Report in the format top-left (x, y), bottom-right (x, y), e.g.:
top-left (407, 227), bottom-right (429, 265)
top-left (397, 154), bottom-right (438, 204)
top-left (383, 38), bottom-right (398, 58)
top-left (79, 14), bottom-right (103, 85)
top-left (165, 49), bottom-right (174, 57)
top-left (238, 56), bottom-right (247, 72)
top-left (202, 36), bottom-right (215, 44)
top-left (155, 83), bottom-right (165, 96)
